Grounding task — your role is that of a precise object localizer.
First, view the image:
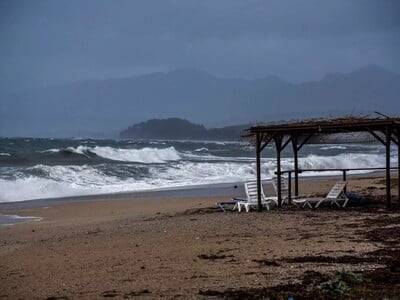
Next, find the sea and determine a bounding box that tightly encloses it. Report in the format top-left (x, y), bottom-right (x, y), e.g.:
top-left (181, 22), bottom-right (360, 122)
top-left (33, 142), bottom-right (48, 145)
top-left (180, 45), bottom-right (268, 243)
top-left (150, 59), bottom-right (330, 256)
top-left (0, 137), bottom-right (397, 203)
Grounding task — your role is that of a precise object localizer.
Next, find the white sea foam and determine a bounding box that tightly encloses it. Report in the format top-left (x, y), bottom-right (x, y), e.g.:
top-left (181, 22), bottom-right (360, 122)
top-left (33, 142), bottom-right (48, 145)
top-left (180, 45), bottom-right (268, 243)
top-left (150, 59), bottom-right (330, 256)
top-left (0, 165), bottom-right (139, 202)
top-left (7, 215), bottom-right (43, 220)
top-left (194, 148), bottom-right (208, 152)
top-left (39, 149), bottom-right (60, 153)
top-left (148, 161), bottom-right (267, 186)
top-left (64, 145), bottom-right (91, 157)
top-left (177, 140), bottom-right (245, 145)
top-left (0, 214), bottom-right (43, 226)
top-left (89, 146), bottom-right (181, 163)
top-left (0, 153), bottom-right (11, 156)
top-left (0, 176), bottom-right (85, 202)
top-left (181, 152), bottom-right (256, 162)
top-left (148, 141), bottom-right (167, 145)
top-left (262, 153), bottom-right (396, 177)
top-left (320, 145), bottom-right (347, 150)
top-left (299, 153), bottom-right (389, 171)
top-left (0, 151), bottom-right (397, 203)
top-left (0, 162), bottom-right (262, 202)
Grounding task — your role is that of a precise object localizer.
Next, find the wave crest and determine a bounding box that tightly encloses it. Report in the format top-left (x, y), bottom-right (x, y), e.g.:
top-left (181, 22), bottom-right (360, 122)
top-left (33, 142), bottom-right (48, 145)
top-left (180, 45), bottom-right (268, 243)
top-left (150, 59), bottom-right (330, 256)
top-left (42, 146), bottom-right (182, 163)
top-left (90, 146), bottom-right (181, 163)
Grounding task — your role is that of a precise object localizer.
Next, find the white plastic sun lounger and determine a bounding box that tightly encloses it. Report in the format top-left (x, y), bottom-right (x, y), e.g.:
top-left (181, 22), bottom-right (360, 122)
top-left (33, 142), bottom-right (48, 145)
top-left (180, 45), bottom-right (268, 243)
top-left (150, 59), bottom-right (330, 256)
top-left (293, 181), bottom-right (349, 208)
top-left (272, 176), bottom-right (290, 205)
top-left (216, 199), bottom-right (240, 212)
top-left (237, 181), bottom-right (277, 212)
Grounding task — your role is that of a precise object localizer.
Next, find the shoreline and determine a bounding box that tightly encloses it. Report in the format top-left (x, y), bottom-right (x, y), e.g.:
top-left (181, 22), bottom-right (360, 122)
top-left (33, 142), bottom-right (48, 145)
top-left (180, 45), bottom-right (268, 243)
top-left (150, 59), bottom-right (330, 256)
top-left (1, 171), bottom-right (394, 227)
top-left (0, 170), bottom-right (389, 211)
top-left (0, 181), bottom-right (242, 210)
top-left (0, 173), bottom-right (396, 228)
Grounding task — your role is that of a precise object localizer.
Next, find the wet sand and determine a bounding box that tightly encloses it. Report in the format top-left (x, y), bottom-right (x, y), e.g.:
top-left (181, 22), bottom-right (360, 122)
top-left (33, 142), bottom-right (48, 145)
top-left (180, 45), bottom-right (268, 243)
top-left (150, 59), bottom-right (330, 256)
top-left (0, 176), bottom-right (399, 299)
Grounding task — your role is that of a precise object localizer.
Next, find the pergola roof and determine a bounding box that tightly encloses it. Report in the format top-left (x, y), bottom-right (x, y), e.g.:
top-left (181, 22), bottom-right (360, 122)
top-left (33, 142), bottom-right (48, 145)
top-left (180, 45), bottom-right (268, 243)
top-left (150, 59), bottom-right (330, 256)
top-left (247, 117), bottom-right (400, 142)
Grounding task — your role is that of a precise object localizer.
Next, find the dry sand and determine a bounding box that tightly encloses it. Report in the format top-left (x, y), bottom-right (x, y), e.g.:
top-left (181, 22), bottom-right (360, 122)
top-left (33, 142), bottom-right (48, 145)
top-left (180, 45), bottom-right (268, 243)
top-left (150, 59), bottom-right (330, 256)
top-left (1, 176), bottom-right (399, 299)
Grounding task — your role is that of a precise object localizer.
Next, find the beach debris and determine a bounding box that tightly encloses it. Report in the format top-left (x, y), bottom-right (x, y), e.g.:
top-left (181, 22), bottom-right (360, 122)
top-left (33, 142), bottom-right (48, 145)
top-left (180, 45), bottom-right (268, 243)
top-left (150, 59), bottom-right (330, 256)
top-left (252, 259), bottom-right (280, 267)
top-left (100, 290), bottom-right (118, 297)
top-left (389, 260), bottom-right (400, 273)
top-left (100, 289), bottom-right (151, 298)
top-left (198, 254), bottom-right (234, 260)
top-left (284, 255), bottom-right (374, 264)
top-left (123, 289), bottom-right (151, 297)
top-left (87, 228), bottom-right (102, 235)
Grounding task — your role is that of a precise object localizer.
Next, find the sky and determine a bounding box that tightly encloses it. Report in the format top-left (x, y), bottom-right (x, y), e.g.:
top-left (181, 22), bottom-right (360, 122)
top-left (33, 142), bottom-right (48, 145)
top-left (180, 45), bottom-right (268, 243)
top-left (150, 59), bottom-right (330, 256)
top-left (1, 0), bottom-right (400, 93)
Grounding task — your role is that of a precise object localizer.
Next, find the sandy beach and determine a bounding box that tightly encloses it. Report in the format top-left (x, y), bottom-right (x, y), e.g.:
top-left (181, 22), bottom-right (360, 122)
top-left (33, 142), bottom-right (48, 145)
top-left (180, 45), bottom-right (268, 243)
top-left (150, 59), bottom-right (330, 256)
top-left (1, 175), bottom-right (399, 299)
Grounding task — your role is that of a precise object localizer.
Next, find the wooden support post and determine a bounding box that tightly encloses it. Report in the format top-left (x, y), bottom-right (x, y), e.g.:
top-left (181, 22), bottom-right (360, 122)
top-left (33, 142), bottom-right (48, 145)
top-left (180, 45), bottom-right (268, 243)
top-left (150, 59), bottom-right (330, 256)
top-left (277, 148), bottom-right (282, 208)
top-left (292, 134), bottom-right (299, 197)
top-left (398, 138), bottom-right (400, 209)
top-left (256, 133), bottom-right (262, 212)
top-left (291, 132), bottom-right (313, 198)
top-left (288, 171), bottom-right (292, 204)
top-left (342, 170), bottom-right (347, 194)
top-left (386, 127), bottom-right (392, 209)
top-left (397, 128), bottom-right (400, 209)
top-left (275, 135), bottom-right (283, 208)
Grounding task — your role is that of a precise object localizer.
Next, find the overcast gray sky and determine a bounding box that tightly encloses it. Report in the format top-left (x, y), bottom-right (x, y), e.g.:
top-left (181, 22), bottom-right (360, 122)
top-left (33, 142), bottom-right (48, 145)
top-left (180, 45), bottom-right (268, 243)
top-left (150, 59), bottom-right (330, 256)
top-left (1, 0), bottom-right (399, 93)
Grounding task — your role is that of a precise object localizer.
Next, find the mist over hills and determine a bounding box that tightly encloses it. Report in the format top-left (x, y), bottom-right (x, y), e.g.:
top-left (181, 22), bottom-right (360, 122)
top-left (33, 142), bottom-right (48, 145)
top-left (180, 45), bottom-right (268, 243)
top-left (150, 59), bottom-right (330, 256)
top-left (1, 64), bottom-right (399, 137)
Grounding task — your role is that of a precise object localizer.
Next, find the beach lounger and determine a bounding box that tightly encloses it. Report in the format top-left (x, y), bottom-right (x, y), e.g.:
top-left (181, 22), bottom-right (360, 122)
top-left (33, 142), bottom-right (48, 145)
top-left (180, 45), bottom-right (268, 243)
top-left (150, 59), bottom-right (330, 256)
top-left (293, 181), bottom-right (349, 208)
top-left (237, 181), bottom-right (277, 212)
top-left (345, 193), bottom-right (363, 205)
top-left (272, 176), bottom-right (303, 205)
top-left (216, 199), bottom-right (240, 212)
top-left (272, 177), bottom-right (289, 205)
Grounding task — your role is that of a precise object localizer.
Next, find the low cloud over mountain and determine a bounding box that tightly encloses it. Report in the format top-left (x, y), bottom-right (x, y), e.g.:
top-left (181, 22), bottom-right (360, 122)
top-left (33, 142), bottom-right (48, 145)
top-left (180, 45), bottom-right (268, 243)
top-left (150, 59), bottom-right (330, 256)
top-left (1, 65), bottom-right (399, 137)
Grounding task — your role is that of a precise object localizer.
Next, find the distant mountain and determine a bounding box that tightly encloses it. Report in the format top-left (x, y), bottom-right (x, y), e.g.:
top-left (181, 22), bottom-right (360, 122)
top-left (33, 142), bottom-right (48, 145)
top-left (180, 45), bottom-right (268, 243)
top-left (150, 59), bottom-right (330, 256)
top-left (120, 118), bottom-right (249, 140)
top-left (1, 65), bottom-right (399, 137)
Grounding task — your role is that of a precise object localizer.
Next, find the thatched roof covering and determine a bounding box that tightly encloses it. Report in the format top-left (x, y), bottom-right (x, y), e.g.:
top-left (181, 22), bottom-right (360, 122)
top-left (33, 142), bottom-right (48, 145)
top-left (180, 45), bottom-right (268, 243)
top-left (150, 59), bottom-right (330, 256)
top-left (245, 117), bottom-right (400, 145)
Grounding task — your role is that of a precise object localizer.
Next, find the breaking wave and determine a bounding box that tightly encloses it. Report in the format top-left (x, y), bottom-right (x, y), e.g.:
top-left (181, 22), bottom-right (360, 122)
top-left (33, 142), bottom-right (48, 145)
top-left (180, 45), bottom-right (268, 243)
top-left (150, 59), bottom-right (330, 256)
top-left (194, 147), bottom-right (208, 152)
top-left (42, 146), bottom-right (182, 163)
top-left (88, 146), bottom-right (181, 163)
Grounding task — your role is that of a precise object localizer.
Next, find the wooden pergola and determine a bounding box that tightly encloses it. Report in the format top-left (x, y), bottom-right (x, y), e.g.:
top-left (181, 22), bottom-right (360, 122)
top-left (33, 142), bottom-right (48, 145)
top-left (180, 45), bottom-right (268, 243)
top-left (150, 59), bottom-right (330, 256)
top-left (246, 117), bottom-right (400, 210)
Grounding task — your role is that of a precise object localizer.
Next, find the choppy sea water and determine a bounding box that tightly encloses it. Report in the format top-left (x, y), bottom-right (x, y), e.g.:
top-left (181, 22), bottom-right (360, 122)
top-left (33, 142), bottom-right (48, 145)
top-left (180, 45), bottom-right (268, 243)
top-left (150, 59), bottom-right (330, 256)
top-left (0, 137), bottom-right (397, 203)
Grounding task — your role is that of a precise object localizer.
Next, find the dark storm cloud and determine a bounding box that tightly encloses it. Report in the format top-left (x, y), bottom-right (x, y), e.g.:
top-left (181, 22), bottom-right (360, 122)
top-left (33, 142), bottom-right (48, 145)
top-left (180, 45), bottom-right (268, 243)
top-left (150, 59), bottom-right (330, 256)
top-left (1, 0), bottom-right (399, 92)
